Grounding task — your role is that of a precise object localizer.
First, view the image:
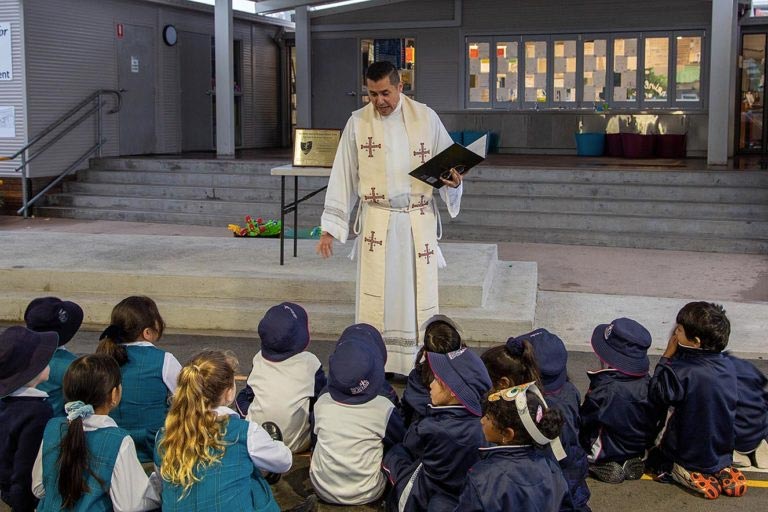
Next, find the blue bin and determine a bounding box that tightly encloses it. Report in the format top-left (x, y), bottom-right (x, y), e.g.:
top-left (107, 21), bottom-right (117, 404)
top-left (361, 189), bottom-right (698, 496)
top-left (463, 130), bottom-right (490, 153)
top-left (448, 131), bottom-right (463, 144)
top-left (575, 132), bottom-right (605, 156)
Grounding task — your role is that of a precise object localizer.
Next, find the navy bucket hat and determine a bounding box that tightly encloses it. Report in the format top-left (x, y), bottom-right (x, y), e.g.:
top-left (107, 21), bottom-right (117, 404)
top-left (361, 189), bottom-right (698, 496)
top-left (24, 297), bottom-right (83, 347)
top-left (509, 328), bottom-right (568, 392)
top-left (339, 323), bottom-right (387, 364)
top-left (328, 335), bottom-right (384, 405)
top-left (591, 317), bottom-right (652, 376)
top-left (258, 302), bottom-right (310, 362)
top-left (427, 347), bottom-right (491, 416)
top-left (0, 326), bottom-right (58, 397)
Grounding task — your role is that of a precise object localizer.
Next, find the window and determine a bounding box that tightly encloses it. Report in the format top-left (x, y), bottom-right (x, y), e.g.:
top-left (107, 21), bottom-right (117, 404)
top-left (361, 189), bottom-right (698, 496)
top-left (613, 37), bottom-right (638, 103)
top-left (467, 40), bottom-right (491, 106)
top-left (496, 41), bottom-right (519, 104)
top-left (582, 38), bottom-right (607, 103)
top-left (644, 37), bottom-right (669, 102)
top-left (553, 39), bottom-right (577, 104)
top-left (361, 37), bottom-right (416, 98)
top-left (675, 35), bottom-right (702, 102)
top-left (464, 31), bottom-right (705, 110)
top-left (524, 39), bottom-right (548, 105)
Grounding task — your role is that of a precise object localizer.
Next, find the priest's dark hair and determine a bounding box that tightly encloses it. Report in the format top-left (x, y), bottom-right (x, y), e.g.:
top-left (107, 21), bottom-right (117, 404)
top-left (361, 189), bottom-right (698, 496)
top-left (365, 61), bottom-right (400, 85)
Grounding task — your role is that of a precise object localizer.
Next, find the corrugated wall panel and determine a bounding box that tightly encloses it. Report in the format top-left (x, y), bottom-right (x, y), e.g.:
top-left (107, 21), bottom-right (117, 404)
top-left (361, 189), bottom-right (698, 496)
top-left (0, 0), bottom-right (26, 176)
top-left (251, 23), bottom-right (280, 148)
top-left (461, 0), bottom-right (710, 32)
top-left (312, 0), bottom-right (454, 26)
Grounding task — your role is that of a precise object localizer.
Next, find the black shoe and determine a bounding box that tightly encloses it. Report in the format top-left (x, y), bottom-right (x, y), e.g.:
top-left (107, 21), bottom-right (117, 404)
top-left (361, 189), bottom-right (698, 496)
top-left (622, 457), bottom-right (645, 480)
top-left (589, 461), bottom-right (625, 484)
top-left (261, 422), bottom-right (283, 485)
top-left (285, 494), bottom-right (318, 512)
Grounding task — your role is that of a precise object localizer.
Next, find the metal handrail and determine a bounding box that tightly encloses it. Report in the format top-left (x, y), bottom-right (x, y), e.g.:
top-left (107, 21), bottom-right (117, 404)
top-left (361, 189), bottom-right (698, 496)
top-left (0, 89), bottom-right (121, 217)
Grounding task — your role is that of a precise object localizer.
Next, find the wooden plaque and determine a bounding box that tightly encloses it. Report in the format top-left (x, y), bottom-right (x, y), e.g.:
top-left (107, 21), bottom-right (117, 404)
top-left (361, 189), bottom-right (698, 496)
top-left (293, 128), bottom-right (341, 167)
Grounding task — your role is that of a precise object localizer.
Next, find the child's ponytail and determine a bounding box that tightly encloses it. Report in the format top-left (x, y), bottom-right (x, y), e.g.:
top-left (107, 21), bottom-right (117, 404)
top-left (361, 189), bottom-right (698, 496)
top-left (536, 405), bottom-right (564, 441)
top-left (481, 339), bottom-right (543, 389)
top-left (159, 351), bottom-right (235, 496)
top-left (95, 296), bottom-right (166, 366)
top-left (58, 355), bottom-right (121, 507)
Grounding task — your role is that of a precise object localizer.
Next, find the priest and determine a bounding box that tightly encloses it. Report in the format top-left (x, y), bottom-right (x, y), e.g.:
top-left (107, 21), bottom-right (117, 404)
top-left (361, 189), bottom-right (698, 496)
top-left (316, 61), bottom-right (464, 375)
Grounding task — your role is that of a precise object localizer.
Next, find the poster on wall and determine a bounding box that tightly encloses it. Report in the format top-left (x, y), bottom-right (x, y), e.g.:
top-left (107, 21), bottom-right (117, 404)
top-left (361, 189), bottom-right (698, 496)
top-left (0, 23), bottom-right (11, 80)
top-left (0, 106), bottom-right (15, 138)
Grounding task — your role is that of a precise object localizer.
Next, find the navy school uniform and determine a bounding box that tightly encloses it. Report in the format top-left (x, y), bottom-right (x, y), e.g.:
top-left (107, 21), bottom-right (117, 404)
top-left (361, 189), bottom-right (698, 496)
top-left (580, 370), bottom-right (662, 463)
top-left (110, 343), bottom-right (178, 462)
top-left (155, 406), bottom-right (289, 512)
top-left (383, 404), bottom-right (486, 512)
top-left (0, 389), bottom-right (53, 512)
top-left (37, 347), bottom-right (77, 417)
top-left (725, 352), bottom-right (768, 453)
top-left (649, 348), bottom-right (738, 473)
top-left (454, 445), bottom-right (568, 512)
top-left (545, 382), bottom-right (591, 512)
top-left (401, 366), bottom-right (430, 427)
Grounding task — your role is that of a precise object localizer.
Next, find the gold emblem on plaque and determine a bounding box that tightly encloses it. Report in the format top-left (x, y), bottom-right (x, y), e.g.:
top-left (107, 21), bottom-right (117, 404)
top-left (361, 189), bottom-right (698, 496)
top-left (293, 128), bottom-right (341, 167)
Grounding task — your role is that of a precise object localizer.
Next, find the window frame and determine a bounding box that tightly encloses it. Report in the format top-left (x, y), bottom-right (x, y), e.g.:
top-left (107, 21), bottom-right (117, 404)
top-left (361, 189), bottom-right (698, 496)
top-left (492, 37), bottom-right (523, 110)
top-left (551, 34), bottom-right (581, 109)
top-left (580, 33), bottom-right (609, 108)
top-left (521, 35), bottom-right (551, 109)
top-left (466, 36), bottom-right (494, 109)
top-left (640, 32), bottom-right (673, 108)
top-left (608, 33), bottom-right (641, 108)
top-left (670, 30), bottom-right (706, 110)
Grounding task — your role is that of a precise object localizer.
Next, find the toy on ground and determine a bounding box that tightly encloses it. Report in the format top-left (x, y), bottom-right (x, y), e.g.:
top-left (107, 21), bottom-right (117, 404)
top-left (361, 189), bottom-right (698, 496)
top-left (228, 216), bottom-right (282, 238)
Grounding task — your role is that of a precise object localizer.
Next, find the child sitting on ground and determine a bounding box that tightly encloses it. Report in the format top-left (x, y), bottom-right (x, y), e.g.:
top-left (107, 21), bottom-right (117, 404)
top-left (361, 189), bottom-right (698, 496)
top-left (96, 295), bottom-right (181, 462)
top-left (402, 315), bottom-right (463, 427)
top-left (455, 381), bottom-right (569, 512)
top-left (481, 335), bottom-right (542, 391)
top-left (25, 297), bottom-right (84, 417)
top-left (726, 352), bottom-right (768, 469)
top-left (383, 347), bottom-right (491, 511)
top-left (311, 330), bottom-right (404, 506)
top-left (335, 323), bottom-right (401, 408)
top-left (520, 328), bottom-right (591, 511)
top-left (580, 317), bottom-right (662, 483)
top-left (155, 350), bottom-right (294, 511)
top-left (648, 301), bottom-right (745, 499)
top-left (32, 354), bottom-right (159, 511)
top-left (236, 302), bottom-right (326, 453)
top-left (0, 327), bottom-right (57, 512)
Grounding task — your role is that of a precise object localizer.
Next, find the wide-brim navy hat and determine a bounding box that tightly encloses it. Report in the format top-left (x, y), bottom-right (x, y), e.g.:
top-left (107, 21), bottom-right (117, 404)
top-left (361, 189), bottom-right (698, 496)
top-left (258, 302), bottom-right (310, 362)
top-left (591, 317), bottom-right (652, 376)
top-left (24, 297), bottom-right (83, 347)
top-left (328, 336), bottom-right (384, 405)
top-left (509, 328), bottom-right (567, 392)
top-left (427, 348), bottom-right (491, 416)
top-left (340, 323), bottom-right (387, 364)
top-left (0, 326), bottom-right (58, 397)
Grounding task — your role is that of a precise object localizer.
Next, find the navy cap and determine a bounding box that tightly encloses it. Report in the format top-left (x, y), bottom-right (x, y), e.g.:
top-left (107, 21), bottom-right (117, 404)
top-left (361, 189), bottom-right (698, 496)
top-left (24, 297), bottom-right (83, 346)
top-left (0, 326), bottom-right (58, 397)
top-left (339, 323), bottom-right (387, 364)
top-left (591, 318), bottom-right (652, 376)
top-left (509, 328), bottom-right (567, 392)
top-left (427, 348), bottom-right (491, 416)
top-left (258, 302), bottom-right (310, 362)
top-left (328, 334), bottom-right (384, 405)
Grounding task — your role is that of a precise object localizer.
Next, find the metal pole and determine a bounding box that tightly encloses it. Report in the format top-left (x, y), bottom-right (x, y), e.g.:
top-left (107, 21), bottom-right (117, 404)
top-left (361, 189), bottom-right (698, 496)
top-left (96, 95), bottom-right (103, 157)
top-left (20, 152), bottom-right (28, 218)
top-left (293, 176), bottom-right (298, 257)
top-left (280, 176), bottom-right (285, 265)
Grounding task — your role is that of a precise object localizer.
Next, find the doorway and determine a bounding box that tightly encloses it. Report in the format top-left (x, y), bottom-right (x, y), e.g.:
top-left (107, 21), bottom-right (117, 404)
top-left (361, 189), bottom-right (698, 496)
top-left (737, 31), bottom-right (767, 158)
top-left (117, 24), bottom-right (156, 155)
top-left (311, 38), bottom-right (359, 129)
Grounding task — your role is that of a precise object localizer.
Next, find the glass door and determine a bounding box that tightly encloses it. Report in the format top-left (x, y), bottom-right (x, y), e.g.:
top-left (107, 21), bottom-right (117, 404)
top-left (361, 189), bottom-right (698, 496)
top-left (738, 33), bottom-right (766, 153)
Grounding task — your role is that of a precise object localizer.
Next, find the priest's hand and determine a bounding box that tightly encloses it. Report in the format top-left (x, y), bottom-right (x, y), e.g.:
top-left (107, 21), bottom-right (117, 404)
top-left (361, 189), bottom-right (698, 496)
top-left (440, 167), bottom-right (463, 188)
top-left (316, 231), bottom-right (335, 258)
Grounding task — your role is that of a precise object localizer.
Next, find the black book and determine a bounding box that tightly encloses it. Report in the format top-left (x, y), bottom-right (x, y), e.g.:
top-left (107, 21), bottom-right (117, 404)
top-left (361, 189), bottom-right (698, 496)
top-left (408, 135), bottom-right (487, 189)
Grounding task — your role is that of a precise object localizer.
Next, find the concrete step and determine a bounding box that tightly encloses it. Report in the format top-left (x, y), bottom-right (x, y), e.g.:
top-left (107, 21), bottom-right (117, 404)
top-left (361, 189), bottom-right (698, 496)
top-left (34, 206), bottom-right (280, 227)
top-left (90, 157), bottom-right (287, 174)
top-left (446, 209), bottom-right (767, 239)
top-left (471, 166), bottom-right (768, 188)
top-left (442, 224), bottom-right (768, 254)
top-left (63, 182), bottom-right (768, 220)
top-left (0, 234), bottom-right (535, 342)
